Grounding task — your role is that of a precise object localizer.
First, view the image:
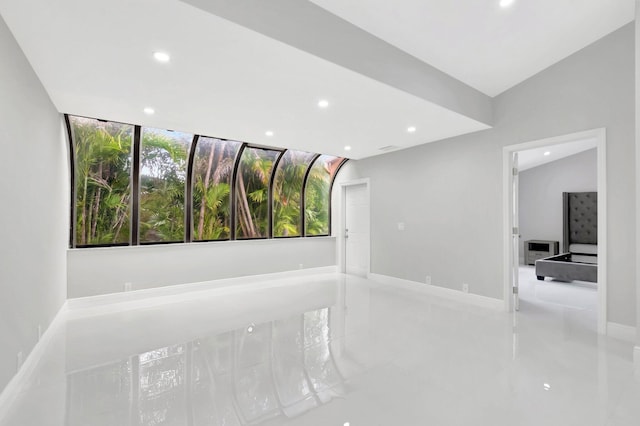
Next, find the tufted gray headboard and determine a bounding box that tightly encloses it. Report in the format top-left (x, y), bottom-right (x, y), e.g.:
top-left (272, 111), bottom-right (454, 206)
top-left (563, 192), bottom-right (597, 252)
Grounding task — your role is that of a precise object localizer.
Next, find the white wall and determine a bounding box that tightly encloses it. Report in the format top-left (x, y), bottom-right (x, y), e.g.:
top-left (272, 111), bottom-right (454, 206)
top-left (347, 24), bottom-right (636, 326)
top-left (0, 16), bottom-right (68, 392)
top-left (635, 0), bottom-right (640, 360)
top-left (519, 149), bottom-right (597, 260)
top-left (67, 237), bottom-right (336, 298)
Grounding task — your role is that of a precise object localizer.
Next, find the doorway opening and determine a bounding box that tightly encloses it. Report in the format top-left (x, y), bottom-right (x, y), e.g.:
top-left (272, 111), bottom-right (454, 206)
top-left (502, 128), bottom-right (607, 334)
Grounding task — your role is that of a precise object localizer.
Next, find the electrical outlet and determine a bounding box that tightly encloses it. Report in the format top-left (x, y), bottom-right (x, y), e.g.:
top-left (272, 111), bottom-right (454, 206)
top-left (16, 351), bottom-right (23, 372)
top-left (425, 275), bottom-right (432, 285)
top-left (462, 283), bottom-right (469, 293)
top-left (398, 222), bottom-right (405, 231)
top-left (124, 282), bottom-right (132, 292)
top-left (299, 263), bottom-right (304, 269)
top-left (37, 325), bottom-right (42, 341)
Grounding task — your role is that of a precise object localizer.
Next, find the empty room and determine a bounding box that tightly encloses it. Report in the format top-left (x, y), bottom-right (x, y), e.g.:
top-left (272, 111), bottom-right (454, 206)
top-left (1, 0), bottom-right (640, 425)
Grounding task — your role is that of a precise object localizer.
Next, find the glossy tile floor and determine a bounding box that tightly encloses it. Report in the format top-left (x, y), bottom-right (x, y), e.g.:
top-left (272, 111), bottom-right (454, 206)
top-left (1, 270), bottom-right (638, 425)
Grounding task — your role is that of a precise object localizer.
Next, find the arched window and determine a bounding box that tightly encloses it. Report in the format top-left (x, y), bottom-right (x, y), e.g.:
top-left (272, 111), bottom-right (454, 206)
top-left (139, 127), bottom-right (193, 243)
top-left (272, 150), bottom-right (317, 237)
top-left (304, 155), bottom-right (346, 236)
top-left (234, 147), bottom-right (282, 239)
top-left (191, 137), bottom-right (242, 241)
top-left (66, 114), bottom-right (347, 247)
top-left (69, 116), bottom-right (134, 246)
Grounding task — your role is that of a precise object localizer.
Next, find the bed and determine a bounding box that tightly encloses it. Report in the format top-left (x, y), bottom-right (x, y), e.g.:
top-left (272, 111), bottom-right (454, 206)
top-left (535, 192), bottom-right (597, 283)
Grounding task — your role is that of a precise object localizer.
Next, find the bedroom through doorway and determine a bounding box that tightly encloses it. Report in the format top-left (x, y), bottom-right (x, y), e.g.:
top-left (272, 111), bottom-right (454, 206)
top-left (502, 128), bottom-right (607, 335)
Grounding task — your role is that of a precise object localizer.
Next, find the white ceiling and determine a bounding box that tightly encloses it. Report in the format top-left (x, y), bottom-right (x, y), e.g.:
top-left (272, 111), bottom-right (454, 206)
top-left (310, 0), bottom-right (635, 96)
top-left (518, 138), bottom-right (597, 172)
top-left (0, 0), bottom-right (488, 160)
top-left (0, 0), bottom-right (633, 159)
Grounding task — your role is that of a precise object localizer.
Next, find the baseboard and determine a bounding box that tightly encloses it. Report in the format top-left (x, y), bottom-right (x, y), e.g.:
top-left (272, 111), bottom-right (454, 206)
top-left (0, 301), bottom-right (69, 422)
top-left (367, 273), bottom-right (503, 310)
top-left (606, 322), bottom-right (637, 343)
top-left (67, 266), bottom-right (338, 318)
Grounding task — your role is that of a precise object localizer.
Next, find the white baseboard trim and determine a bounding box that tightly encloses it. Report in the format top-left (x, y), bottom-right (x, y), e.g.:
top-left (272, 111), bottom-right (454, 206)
top-left (0, 301), bottom-right (69, 423)
top-left (67, 266), bottom-right (338, 318)
top-left (606, 322), bottom-right (637, 343)
top-left (367, 273), bottom-right (503, 310)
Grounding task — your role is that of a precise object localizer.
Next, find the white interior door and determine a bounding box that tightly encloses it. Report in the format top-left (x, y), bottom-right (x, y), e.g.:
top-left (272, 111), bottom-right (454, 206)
top-left (344, 183), bottom-right (369, 277)
top-left (512, 152), bottom-right (520, 311)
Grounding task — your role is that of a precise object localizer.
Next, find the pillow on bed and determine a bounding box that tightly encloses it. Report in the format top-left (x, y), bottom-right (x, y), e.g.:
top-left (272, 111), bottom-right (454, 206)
top-left (569, 244), bottom-right (597, 255)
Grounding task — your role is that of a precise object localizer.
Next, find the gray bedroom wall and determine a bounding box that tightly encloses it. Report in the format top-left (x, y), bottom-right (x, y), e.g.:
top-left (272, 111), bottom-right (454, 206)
top-left (348, 23), bottom-right (635, 326)
top-left (0, 16), bottom-right (68, 393)
top-left (518, 149), bottom-right (597, 262)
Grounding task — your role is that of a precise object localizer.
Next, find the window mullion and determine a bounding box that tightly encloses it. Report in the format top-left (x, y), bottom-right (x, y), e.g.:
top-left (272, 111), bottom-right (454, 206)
top-left (131, 125), bottom-right (141, 246)
top-left (268, 150), bottom-right (286, 239)
top-left (301, 154), bottom-right (321, 237)
top-left (185, 135), bottom-right (199, 243)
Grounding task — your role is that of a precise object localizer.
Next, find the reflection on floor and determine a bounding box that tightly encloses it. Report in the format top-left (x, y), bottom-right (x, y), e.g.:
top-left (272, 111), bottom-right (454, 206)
top-left (518, 265), bottom-right (597, 334)
top-left (1, 272), bottom-right (638, 425)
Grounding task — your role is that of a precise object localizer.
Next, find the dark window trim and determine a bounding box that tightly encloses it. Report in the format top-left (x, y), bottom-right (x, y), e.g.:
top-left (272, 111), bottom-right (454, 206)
top-left (75, 243), bottom-right (131, 249)
top-left (230, 143), bottom-right (247, 241)
top-left (139, 240), bottom-right (185, 246)
top-left (68, 113), bottom-right (135, 127)
top-left (65, 113), bottom-right (342, 249)
top-left (192, 238), bottom-right (232, 243)
top-left (185, 135), bottom-right (199, 243)
top-left (131, 126), bottom-right (141, 246)
top-left (268, 150), bottom-right (286, 238)
top-left (64, 114), bottom-right (76, 248)
top-left (301, 154), bottom-right (321, 237)
top-left (234, 236), bottom-right (271, 241)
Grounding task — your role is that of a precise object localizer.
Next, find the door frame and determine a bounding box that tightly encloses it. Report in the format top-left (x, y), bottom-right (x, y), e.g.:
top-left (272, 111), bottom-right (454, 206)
top-left (502, 128), bottom-right (607, 335)
top-left (338, 178), bottom-right (371, 275)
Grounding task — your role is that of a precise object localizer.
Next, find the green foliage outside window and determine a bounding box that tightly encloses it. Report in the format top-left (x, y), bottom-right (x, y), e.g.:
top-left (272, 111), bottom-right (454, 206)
top-left (305, 155), bottom-right (342, 236)
top-left (71, 117), bottom-right (133, 245)
top-left (235, 148), bottom-right (280, 239)
top-left (68, 115), bottom-right (344, 247)
top-left (139, 128), bottom-right (192, 243)
top-left (273, 151), bottom-right (316, 237)
top-left (192, 137), bottom-right (240, 241)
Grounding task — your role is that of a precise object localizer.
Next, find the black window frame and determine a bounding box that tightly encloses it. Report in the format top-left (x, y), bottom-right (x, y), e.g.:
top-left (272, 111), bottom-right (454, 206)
top-left (65, 114), bottom-right (347, 249)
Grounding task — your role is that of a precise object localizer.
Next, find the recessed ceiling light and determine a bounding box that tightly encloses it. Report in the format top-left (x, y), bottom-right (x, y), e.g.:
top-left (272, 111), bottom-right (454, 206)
top-left (318, 99), bottom-right (329, 108)
top-left (407, 126), bottom-right (417, 133)
top-left (544, 151), bottom-right (551, 156)
top-left (344, 146), bottom-right (352, 151)
top-left (543, 383), bottom-right (551, 391)
top-left (499, 0), bottom-right (515, 8)
top-left (153, 51), bottom-right (171, 63)
top-left (247, 324), bottom-right (255, 333)
top-left (143, 107), bottom-right (155, 115)
top-left (265, 130), bottom-right (274, 137)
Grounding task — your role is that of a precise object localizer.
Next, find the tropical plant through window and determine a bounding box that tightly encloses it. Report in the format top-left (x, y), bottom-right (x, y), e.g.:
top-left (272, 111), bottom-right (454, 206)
top-left (192, 137), bottom-right (241, 241)
top-left (305, 155), bottom-right (343, 236)
top-left (140, 128), bottom-right (192, 243)
top-left (235, 147), bottom-right (281, 239)
top-left (70, 116), bottom-right (133, 245)
top-left (67, 115), bottom-right (345, 247)
top-left (273, 151), bottom-right (317, 237)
